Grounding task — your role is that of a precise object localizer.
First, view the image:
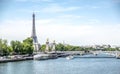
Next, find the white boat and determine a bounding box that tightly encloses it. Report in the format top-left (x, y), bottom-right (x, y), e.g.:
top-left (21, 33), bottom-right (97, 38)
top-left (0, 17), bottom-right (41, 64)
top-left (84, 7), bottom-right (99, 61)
top-left (33, 54), bottom-right (49, 60)
top-left (66, 55), bottom-right (74, 60)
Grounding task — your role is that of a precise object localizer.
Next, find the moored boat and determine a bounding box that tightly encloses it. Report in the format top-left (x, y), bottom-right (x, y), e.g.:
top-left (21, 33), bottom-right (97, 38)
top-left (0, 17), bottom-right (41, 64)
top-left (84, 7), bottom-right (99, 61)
top-left (33, 53), bottom-right (58, 60)
top-left (66, 55), bottom-right (74, 60)
top-left (33, 54), bottom-right (50, 60)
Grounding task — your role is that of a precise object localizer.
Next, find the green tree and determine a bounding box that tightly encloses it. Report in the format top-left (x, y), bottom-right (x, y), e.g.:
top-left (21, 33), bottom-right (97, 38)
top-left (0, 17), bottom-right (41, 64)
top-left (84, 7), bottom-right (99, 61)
top-left (22, 37), bottom-right (34, 55)
top-left (41, 44), bottom-right (46, 51)
top-left (0, 39), bottom-right (12, 56)
top-left (56, 43), bottom-right (65, 51)
top-left (23, 37), bottom-right (33, 46)
top-left (10, 40), bottom-right (23, 54)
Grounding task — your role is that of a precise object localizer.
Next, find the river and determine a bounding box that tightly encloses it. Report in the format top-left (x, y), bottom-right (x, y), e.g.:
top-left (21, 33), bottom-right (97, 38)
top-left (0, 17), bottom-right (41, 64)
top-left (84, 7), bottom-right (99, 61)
top-left (0, 55), bottom-right (120, 74)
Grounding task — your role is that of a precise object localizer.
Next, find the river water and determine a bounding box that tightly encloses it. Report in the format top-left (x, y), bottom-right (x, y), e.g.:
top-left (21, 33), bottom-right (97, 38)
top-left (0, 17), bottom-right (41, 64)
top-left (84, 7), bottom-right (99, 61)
top-left (0, 55), bottom-right (120, 74)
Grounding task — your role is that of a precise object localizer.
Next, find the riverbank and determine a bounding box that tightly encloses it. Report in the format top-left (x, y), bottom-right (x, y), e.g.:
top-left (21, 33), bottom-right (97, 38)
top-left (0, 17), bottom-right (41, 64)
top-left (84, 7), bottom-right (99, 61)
top-left (0, 57), bottom-right (33, 63)
top-left (0, 52), bottom-right (68, 63)
top-left (0, 51), bottom-right (120, 63)
top-left (0, 55), bottom-right (33, 63)
top-left (0, 51), bottom-right (75, 63)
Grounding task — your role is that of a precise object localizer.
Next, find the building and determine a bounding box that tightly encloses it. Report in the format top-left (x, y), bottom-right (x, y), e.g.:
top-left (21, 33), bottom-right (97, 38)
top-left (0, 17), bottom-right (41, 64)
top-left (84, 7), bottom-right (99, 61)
top-left (45, 38), bottom-right (56, 53)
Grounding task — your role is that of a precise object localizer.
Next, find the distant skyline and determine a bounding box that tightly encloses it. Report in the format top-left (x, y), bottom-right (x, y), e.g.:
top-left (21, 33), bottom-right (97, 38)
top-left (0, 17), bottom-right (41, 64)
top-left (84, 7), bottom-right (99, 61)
top-left (0, 0), bottom-right (120, 46)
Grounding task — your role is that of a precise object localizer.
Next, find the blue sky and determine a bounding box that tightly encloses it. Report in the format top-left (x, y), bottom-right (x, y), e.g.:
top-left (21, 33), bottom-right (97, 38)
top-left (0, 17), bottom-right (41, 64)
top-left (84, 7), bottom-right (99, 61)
top-left (0, 0), bottom-right (120, 46)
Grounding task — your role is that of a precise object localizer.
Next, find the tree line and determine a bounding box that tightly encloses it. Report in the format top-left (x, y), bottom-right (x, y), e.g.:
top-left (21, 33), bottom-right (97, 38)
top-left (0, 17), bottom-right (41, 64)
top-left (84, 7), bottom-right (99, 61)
top-left (41, 43), bottom-right (119, 52)
top-left (0, 38), bottom-right (33, 56)
top-left (0, 38), bottom-right (119, 56)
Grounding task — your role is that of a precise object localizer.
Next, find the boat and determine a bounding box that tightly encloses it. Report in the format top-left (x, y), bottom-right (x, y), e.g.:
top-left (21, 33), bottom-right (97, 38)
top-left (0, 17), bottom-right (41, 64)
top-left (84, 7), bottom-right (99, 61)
top-left (33, 53), bottom-right (58, 60)
top-left (33, 54), bottom-right (49, 60)
top-left (66, 55), bottom-right (74, 60)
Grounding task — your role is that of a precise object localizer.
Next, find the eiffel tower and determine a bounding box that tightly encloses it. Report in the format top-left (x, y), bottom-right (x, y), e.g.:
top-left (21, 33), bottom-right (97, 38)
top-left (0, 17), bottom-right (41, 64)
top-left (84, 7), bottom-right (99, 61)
top-left (31, 13), bottom-right (40, 51)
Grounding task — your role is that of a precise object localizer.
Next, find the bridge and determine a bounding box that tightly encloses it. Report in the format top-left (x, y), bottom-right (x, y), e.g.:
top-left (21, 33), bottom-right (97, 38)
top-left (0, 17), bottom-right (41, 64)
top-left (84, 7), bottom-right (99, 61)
top-left (90, 51), bottom-right (120, 57)
top-left (56, 51), bottom-right (120, 58)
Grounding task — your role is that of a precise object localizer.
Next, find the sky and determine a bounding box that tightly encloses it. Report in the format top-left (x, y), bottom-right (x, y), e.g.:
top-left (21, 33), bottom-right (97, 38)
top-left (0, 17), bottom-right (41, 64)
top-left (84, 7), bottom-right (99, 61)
top-left (0, 0), bottom-right (120, 46)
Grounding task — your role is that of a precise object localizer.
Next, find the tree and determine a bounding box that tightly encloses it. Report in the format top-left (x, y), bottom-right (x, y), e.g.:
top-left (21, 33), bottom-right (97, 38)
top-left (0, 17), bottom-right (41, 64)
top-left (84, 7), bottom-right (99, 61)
top-left (23, 37), bottom-right (33, 46)
top-left (10, 40), bottom-right (23, 54)
top-left (22, 37), bottom-right (34, 55)
top-left (56, 43), bottom-right (65, 51)
top-left (41, 44), bottom-right (46, 51)
top-left (7, 46), bottom-right (13, 55)
top-left (0, 39), bottom-right (12, 56)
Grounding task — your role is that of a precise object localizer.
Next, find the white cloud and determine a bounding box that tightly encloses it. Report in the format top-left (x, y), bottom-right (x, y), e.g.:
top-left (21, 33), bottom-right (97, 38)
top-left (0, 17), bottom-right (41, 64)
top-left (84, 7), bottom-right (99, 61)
top-left (88, 19), bottom-right (100, 24)
top-left (1, 19), bottom-right (120, 46)
top-left (41, 4), bottom-right (80, 13)
top-left (91, 6), bottom-right (100, 9)
top-left (0, 20), bottom-right (31, 42)
top-left (58, 14), bottom-right (83, 18)
top-left (17, 3), bottom-right (81, 14)
top-left (36, 19), bottom-right (54, 25)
